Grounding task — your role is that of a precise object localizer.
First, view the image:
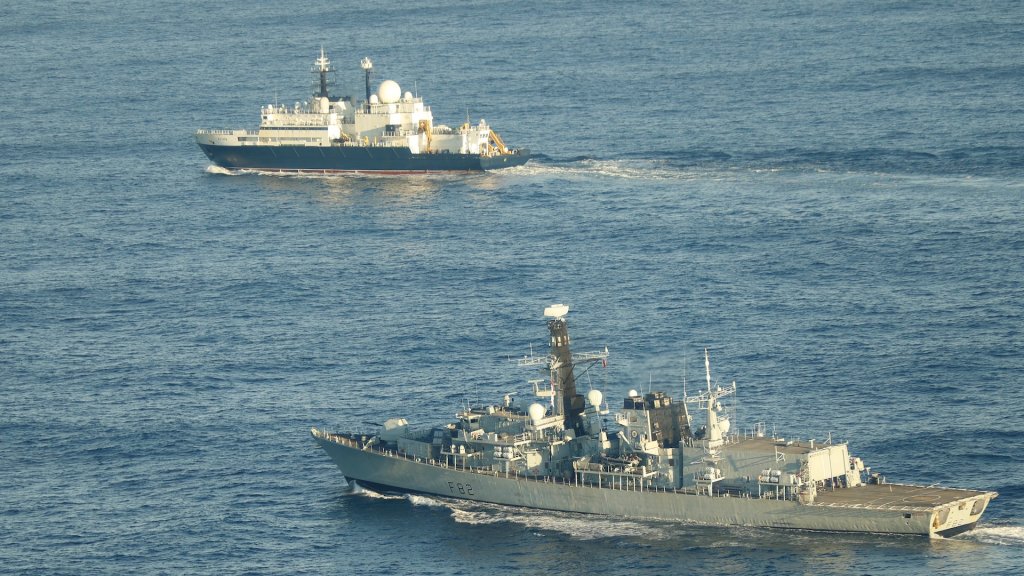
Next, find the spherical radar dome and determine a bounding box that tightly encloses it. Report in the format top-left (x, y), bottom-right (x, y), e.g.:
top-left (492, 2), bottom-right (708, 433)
top-left (377, 80), bottom-right (401, 104)
top-left (528, 403), bottom-right (546, 423)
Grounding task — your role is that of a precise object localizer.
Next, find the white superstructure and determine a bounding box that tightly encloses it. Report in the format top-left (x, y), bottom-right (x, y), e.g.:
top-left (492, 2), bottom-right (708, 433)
top-left (196, 48), bottom-right (519, 162)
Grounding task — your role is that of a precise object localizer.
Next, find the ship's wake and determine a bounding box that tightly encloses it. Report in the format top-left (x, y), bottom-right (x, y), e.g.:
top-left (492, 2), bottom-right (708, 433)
top-left (405, 494), bottom-right (455, 508)
top-left (959, 524), bottom-right (1024, 546)
top-left (526, 145), bottom-right (1024, 180)
top-left (455, 507), bottom-right (673, 541)
top-left (402, 494), bottom-right (673, 541)
top-left (204, 165), bottom-right (238, 175)
top-left (203, 164), bottom-right (467, 182)
top-left (348, 482), bottom-right (405, 500)
top-left (513, 157), bottom-right (706, 181)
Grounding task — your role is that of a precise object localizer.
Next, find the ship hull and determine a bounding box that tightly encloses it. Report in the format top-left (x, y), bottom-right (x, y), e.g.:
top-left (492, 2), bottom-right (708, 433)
top-left (198, 142), bottom-right (530, 174)
top-left (312, 432), bottom-right (993, 538)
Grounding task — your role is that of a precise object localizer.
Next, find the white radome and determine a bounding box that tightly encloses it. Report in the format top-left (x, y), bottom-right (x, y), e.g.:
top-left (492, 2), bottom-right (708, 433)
top-left (378, 80), bottom-right (401, 104)
top-left (528, 403), bottom-right (546, 423)
top-left (543, 304), bottom-right (569, 318)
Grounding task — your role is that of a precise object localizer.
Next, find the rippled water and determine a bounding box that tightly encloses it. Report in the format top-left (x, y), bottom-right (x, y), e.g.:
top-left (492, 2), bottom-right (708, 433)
top-left (2, 1), bottom-right (1022, 574)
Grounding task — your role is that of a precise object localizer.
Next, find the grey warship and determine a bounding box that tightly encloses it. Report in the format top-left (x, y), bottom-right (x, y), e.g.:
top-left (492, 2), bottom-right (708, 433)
top-left (311, 305), bottom-right (996, 537)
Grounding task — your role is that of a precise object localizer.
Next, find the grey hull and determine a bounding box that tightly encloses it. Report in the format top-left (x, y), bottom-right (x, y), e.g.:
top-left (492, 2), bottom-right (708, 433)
top-left (312, 431), bottom-right (991, 537)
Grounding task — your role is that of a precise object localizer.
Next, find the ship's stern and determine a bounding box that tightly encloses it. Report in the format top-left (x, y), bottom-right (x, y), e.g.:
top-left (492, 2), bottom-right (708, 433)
top-left (931, 492), bottom-right (998, 538)
top-left (481, 149), bottom-right (530, 170)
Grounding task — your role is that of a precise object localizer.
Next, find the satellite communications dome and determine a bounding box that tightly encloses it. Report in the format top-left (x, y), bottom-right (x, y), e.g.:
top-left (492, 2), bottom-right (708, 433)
top-left (528, 403), bottom-right (546, 423)
top-left (543, 304), bottom-right (569, 318)
top-left (378, 80), bottom-right (401, 104)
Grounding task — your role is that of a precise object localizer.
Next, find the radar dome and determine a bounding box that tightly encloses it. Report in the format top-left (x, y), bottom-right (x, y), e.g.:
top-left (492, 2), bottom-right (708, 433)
top-left (543, 304), bottom-right (569, 318)
top-left (628, 389), bottom-right (639, 398)
top-left (587, 389), bottom-right (603, 407)
top-left (528, 403), bottom-right (546, 423)
top-left (369, 94), bottom-right (380, 104)
top-left (378, 80), bottom-right (401, 104)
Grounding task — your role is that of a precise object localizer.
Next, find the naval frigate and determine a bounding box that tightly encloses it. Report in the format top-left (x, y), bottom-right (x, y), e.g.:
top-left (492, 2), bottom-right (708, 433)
top-left (311, 305), bottom-right (996, 537)
top-left (196, 49), bottom-right (529, 174)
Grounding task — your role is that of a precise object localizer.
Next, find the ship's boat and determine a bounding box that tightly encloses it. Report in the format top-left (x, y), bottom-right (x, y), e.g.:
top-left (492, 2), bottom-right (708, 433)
top-left (196, 49), bottom-right (529, 174)
top-left (311, 305), bottom-right (996, 537)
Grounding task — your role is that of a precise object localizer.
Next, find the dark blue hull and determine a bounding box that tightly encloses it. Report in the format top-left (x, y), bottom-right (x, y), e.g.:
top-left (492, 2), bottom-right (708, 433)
top-left (198, 143), bottom-right (530, 173)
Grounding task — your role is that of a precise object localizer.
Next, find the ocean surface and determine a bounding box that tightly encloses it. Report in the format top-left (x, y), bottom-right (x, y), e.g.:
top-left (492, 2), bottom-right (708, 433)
top-left (2, 1), bottom-right (1022, 574)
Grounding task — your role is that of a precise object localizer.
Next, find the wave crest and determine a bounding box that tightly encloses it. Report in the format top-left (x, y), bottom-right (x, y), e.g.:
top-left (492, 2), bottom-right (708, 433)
top-left (350, 483), bottom-right (404, 500)
top-left (204, 165), bottom-right (238, 175)
top-left (405, 494), bottom-right (452, 508)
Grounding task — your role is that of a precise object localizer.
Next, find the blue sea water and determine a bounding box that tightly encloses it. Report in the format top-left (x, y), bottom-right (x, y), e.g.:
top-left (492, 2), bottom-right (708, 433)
top-left (2, 0), bottom-right (1023, 574)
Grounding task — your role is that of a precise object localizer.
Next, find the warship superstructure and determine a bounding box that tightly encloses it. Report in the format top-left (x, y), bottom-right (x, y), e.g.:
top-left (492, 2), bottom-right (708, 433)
top-left (311, 305), bottom-right (996, 537)
top-left (196, 49), bottom-right (529, 174)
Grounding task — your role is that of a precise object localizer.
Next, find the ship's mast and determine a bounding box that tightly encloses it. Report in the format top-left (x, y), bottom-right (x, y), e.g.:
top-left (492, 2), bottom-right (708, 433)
top-left (685, 349), bottom-right (736, 495)
top-left (517, 305), bottom-right (609, 430)
top-left (544, 305), bottom-right (586, 432)
top-left (313, 47), bottom-right (334, 98)
top-left (703, 349), bottom-right (724, 452)
top-left (360, 57), bottom-right (374, 102)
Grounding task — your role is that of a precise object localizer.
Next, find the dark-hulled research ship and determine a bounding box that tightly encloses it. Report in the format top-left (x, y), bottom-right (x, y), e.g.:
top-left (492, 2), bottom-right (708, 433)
top-left (196, 49), bottom-right (529, 174)
top-left (312, 305), bottom-right (996, 537)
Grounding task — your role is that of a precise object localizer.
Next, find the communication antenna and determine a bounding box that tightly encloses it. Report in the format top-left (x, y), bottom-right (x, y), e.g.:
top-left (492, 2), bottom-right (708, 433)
top-left (682, 352), bottom-right (688, 399)
top-left (313, 46), bottom-right (335, 98)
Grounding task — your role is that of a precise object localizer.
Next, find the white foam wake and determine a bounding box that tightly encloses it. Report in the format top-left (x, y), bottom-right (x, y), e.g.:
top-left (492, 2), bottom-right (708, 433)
top-left (405, 494), bottom-right (454, 508)
top-left (445, 500), bottom-right (672, 541)
top-left (514, 159), bottom-right (698, 181)
top-left (350, 482), bottom-right (405, 500)
top-left (361, 488), bottom-right (665, 539)
top-left (963, 525), bottom-right (1024, 546)
top-left (203, 164), bottom-right (468, 181)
